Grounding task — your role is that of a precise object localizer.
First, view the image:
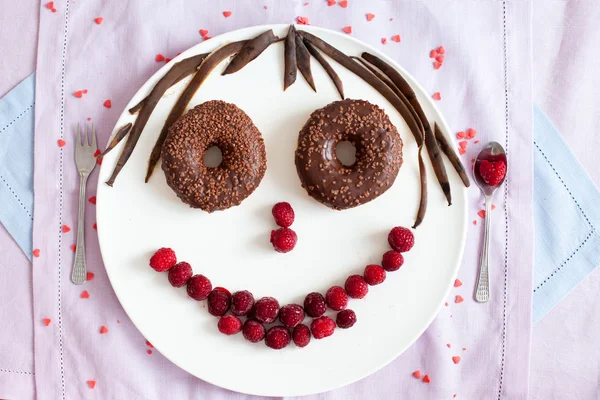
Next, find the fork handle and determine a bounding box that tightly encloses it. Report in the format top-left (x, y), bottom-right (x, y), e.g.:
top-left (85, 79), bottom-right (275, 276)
top-left (72, 173), bottom-right (88, 284)
top-left (475, 196), bottom-right (492, 302)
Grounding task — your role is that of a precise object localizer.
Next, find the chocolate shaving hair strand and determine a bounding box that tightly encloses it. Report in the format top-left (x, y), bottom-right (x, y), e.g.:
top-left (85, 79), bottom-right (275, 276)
top-left (222, 30), bottom-right (279, 75)
top-left (434, 122), bottom-right (470, 187)
top-left (295, 31), bottom-right (317, 92)
top-left (284, 25), bottom-right (298, 91)
top-left (306, 39), bottom-right (344, 99)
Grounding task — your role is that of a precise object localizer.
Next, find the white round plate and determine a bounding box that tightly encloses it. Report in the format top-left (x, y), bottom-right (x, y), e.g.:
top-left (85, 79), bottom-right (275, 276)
top-left (97, 25), bottom-right (467, 397)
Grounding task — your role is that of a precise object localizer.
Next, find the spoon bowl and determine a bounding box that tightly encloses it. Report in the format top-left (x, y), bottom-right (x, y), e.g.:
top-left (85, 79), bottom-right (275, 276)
top-left (473, 141), bottom-right (507, 196)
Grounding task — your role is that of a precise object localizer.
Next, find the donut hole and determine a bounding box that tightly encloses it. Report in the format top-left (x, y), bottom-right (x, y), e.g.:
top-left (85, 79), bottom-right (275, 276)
top-left (203, 145), bottom-right (223, 168)
top-left (336, 140), bottom-right (357, 167)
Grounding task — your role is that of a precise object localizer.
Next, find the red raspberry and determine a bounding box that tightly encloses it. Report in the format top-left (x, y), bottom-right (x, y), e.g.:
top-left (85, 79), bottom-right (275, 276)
top-left (364, 265), bottom-right (386, 285)
top-left (186, 274), bottom-right (212, 300)
top-left (304, 292), bottom-right (327, 317)
top-left (336, 309), bottom-right (357, 328)
top-left (381, 250), bottom-right (404, 271)
top-left (231, 290), bottom-right (254, 316)
top-left (207, 288), bottom-right (231, 316)
top-left (292, 324), bottom-right (311, 347)
top-left (345, 275), bottom-right (368, 299)
top-left (388, 226), bottom-right (415, 252)
top-left (253, 297), bottom-right (280, 323)
top-left (325, 286), bottom-right (348, 311)
top-left (479, 159), bottom-right (507, 186)
top-left (270, 228), bottom-right (298, 253)
top-left (167, 261), bottom-right (192, 287)
top-left (149, 247), bottom-right (177, 272)
top-left (272, 202), bottom-right (295, 227)
top-left (242, 319), bottom-right (265, 343)
top-left (279, 304), bottom-right (305, 328)
top-left (310, 316), bottom-right (335, 339)
top-left (265, 326), bottom-right (291, 349)
top-left (217, 315), bottom-right (242, 335)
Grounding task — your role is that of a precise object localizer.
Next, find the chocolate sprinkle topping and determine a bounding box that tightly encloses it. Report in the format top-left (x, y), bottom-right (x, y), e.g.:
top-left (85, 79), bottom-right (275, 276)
top-left (161, 100), bottom-right (267, 212)
top-left (295, 99), bottom-right (403, 210)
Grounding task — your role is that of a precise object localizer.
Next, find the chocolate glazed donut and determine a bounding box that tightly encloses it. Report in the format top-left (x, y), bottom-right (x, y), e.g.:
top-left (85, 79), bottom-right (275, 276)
top-left (161, 100), bottom-right (267, 212)
top-left (295, 99), bottom-right (403, 210)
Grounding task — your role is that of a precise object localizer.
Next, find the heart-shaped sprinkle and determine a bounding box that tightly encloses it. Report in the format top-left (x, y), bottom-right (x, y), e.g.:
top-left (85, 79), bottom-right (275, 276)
top-left (463, 347), bottom-right (467, 351)
top-left (70, 245), bottom-right (76, 252)
top-left (452, 356), bottom-right (461, 364)
top-left (432, 92), bottom-right (441, 100)
top-left (223, 11), bottom-right (232, 17)
top-left (103, 99), bottom-right (112, 108)
top-left (74, 91), bottom-right (83, 98)
top-left (147, 349), bottom-right (153, 355)
top-left (422, 375), bottom-right (431, 383)
top-left (391, 34), bottom-right (401, 42)
top-left (94, 17), bottom-right (103, 25)
top-left (454, 279), bottom-right (462, 287)
top-left (88, 196), bottom-right (96, 204)
top-left (45, 2), bottom-right (55, 10)
top-left (80, 290), bottom-right (89, 299)
top-left (42, 318), bottom-right (51, 326)
top-left (412, 370), bottom-right (421, 379)
top-left (155, 54), bottom-right (165, 62)
top-left (99, 326), bottom-right (108, 334)
top-left (87, 272), bottom-right (95, 280)
top-left (96, 157), bottom-right (103, 165)
top-left (435, 55), bottom-right (445, 63)
top-left (328, 0), bottom-right (336, 6)
top-left (93, 149), bottom-right (101, 157)
top-left (456, 131), bottom-right (465, 139)
top-left (429, 49), bottom-right (438, 58)
top-left (467, 128), bottom-right (477, 138)
top-left (339, 1), bottom-right (348, 8)
top-left (93, 223), bottom-right (97, 230)
top-left (473, 220), bottom-right (477, 225)
top-left (62, 225), bottom-right (71, 233)
top-left (297, 16), bottom-right (309, 25)
top-left (146, 340), bottom-right (154, 348)
top-left (437, 46), bottom-right (445, 54)
top-left (445, 302), bottom-right (449, 306)
top-left (381, 38), bottom-right (387, 44)
top-left (33, 249), bottom-right (41, 257)
top-left (455, 295), bottom-right (464, 303)
top-left (343, 26), bottom-right (352, 34)
top-left (433, 61), bottom-right (442, 69)
top-left (87, 380), bottom-right (96, 389)
top-left (459, 141), bottom-right (467, 149)
top-left (477, 210), bottom-right (486, 218)
top-left (199, 29), bottom-right (208, 37)
top-left (366, 13), bottom-right (375, 21)
top-left (458, 148), bottom-right (466, 155)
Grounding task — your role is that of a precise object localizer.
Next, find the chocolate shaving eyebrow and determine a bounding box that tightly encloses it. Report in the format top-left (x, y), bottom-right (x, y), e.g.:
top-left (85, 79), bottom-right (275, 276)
top-left (306, 39), bottom-right (344, 99)
top-left (284, 25), bottom-right (297, 91)
top-left (361, 52), bottom-right (452, 205)
top-left (100, 123), bottom-right (132, 157)
top-left (222, 30), bottom-right (279, 76)
top-left (434, 122), bottom-right (470, 187)
top-left (295, 31), bottom-right (317, 92)
top-left (143, 40), bottom-right (249, 183)
top-left (104, 53), bottom-right (208, 186)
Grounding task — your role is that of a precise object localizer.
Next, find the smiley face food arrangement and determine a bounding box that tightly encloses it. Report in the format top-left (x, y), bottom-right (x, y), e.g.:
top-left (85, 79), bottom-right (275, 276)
top-left (102, 26), bottom-right (470, 350)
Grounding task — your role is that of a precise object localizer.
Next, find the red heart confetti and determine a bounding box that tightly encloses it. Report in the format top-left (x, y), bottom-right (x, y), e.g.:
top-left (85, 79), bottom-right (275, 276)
top-left (80, 290), bottom-right (89, 299)
top-left (100, 326), bottom-right (108, 334)
top-left (62, 225), bottom-right (71, 233)
top-left (366, 13), bottom-right (375, 21)
top-left (477, 210), bottom-right (486, 218)
top-left (459, 141), bottom-right (467, 149)
top-left (412, 370), bottom-right (421, 379)
top-left (74, 91), bottom-right (83, 98)
top-left (454, 395), bottom-right (457, 399)
top-left (33, 249), bottom-right (41, 258)
top-left (343, 26), bottom-right (352, 34)
top-left (94, 17), bottom-right (103, 25)
top-left (203, 36), bottom-right (212, 40)
top-left (474, 140), bottom-right (480, 144)
top-left (389, 17), bottom-right (394, 21)
top-left (165, 58), bottom-right (172, 63)
top-left (422, 375), bottom-right (431, 383)
top-left (452, 356), bottom-right (461, 364)
top-left (87, 380), bottom-right (96, 389)
top-left (429, 49), bottom-right (438, 58)
top-left (304, 2), bottom-right (310, 5)
top-left (223, 11), bottom-right (232, 17)
top-left (45, 2), bottom-right (56, 12)
top-left (42, 318), bottom-right (51, 326)
top-left (146, 340), bottom-right (154, 348)
top-left (147, 349), bottom-right (153, 355)
top-left (103, 99), bottom-right (112, 108)
top-left (433, 61), bottom-right (442, 69)
top-left (432, 92), bottom-right (441, 101)
top-left (87, 117), bottom-right (91, 121)
top-left (297, 16), bottom-right (309, 25)
top-left (93, 149), bottom-right (101, 157)
top-left (454, 279), bottom-right (462, 287)
top-left (473, 220), bottom-right (477, 225)
top-left (70, 245), bottom-right (76, 252)
top-left (89, 196), bottom-right (96, 204)
top-left (328, 0), bottom-right (336, 6)
top-left (155, 54), bottom-right (165, 62)
top-left (87, 272), bottom-right (95, 280)
top-left (391, 34), bottom-right (401, 43)
top-left (435, 55), bottom-right (445, 63)
top-left (446, 343), bottom-right (451, 348)
top-left (83, 90), bottom-right (88, 94)
top-left (456, 131), bottom-right (465, 139)
top-left (199, 29), bottom-right (208, 37)
top-left (467, 128), bottom-right (477, 139)
top-left (339, 0), bottom-right (348, 8)
top-left (445, 302), bottom-right (449, 306)
top-left (96, 157), bottom-right (103, 165)
top-left (455, 295), bottom-right (464, 304)
top-left (463, 347), bottom-right (467, 351)
top-left (264, 5), bottom-right (268, 9)
top-left (458, 148), bottom-right (466, 155)
top-left (491, 204), bottom-right (496, 210)
top-left (381, 38), bottom-right (387, 44)
top-left (437, 46), bottom-right (445, 54)
top-left (93, 223), bottom-right (97, 230)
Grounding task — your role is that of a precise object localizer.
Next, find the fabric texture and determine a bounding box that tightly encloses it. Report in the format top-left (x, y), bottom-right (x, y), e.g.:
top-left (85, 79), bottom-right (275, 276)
top-left (3, 1), bottom-right (535, 399)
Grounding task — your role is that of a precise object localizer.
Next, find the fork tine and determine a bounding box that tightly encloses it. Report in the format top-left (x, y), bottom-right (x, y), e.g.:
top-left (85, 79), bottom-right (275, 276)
top-left (76, 122), bottom-right (82, 146)
top-left (85, 124), bottom-right (89, 146)
top-left (91, 124), bottom-right (97, 149)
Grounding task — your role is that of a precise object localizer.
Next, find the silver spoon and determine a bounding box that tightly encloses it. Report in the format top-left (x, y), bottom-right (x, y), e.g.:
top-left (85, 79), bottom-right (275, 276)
top-left (473, 141), bottom-right (507, 303)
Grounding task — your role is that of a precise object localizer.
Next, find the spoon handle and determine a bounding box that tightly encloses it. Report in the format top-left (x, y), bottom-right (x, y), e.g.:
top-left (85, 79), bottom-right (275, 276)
top-left (475, 197), bottom-right (492, 302)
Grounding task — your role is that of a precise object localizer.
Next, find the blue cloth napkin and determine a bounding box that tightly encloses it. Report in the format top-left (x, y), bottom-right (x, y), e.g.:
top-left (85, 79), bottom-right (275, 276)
top-left (0, 74), bottom-right (35, 260)
top-left (532, 104), bottom-right (600, 322)
top-left (1, 76), bottom-right (599, 321)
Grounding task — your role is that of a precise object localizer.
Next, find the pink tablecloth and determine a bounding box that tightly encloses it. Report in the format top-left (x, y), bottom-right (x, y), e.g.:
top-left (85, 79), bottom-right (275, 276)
top-left (2, 1), bottom-right (562, 399)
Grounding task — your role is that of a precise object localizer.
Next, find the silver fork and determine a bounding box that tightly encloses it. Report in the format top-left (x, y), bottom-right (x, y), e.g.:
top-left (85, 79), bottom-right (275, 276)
top-left (72, 123), bottom-right (97, 284)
